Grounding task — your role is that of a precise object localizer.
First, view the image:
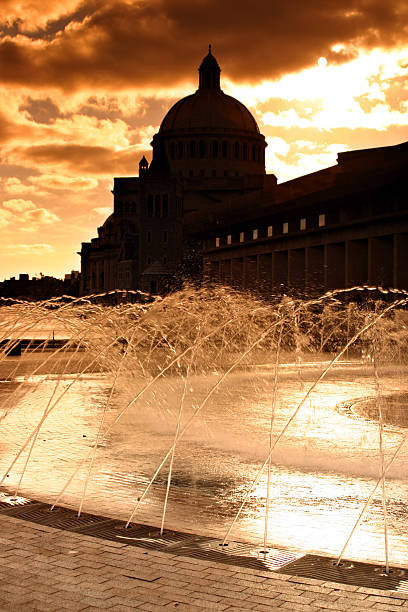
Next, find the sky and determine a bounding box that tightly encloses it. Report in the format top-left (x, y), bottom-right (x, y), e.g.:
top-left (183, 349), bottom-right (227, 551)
top-left (0, 0), bottom-right (407, 281)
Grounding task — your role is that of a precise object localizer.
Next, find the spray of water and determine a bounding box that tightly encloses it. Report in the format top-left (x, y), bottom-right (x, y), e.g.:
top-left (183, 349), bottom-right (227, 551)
top-left (0, 285), bottom-right (407, 567)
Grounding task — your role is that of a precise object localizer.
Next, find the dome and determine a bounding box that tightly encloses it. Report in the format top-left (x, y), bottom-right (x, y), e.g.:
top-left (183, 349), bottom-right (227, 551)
top-left (160, 89), bottom-right (260, 134)
top-left (159, 46), bottom-right (260, 135)
top-left (150, 47), bottom-right (266, 179)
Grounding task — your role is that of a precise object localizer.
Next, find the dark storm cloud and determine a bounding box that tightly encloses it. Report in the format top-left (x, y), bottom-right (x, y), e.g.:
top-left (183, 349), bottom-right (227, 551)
top-left (19, 97), bottom-right (62, 124)
top-left (0, 0), bottom-right (406, 91)
top-left (21, 143), bottom-right (150, 175)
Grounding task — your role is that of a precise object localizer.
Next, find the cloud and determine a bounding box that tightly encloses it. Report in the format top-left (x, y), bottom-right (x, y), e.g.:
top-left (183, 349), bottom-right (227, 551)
top-left (17, 143), bottom-right (150, 175)
top-left (2, 177), bottom-right (37, 195)
top-left (93, 206), bottom-right (112, 216)
top-left (0, 209), bottom-right (12, 229)
top-left (0, 0), bottom-right (407, 91)
top-left (21, 208), bottom-right (60, 225)
top-left (30, 174), bottom-right (98, 190)
top-left (2, 198), bottom-right (36, 212)
top-left (0, 198), bottom-right (60, 232)
top-left (0, 1), bottom-right (91, 34)
top-left (6, 243), bottom-right (55, 255)
top-left (19, 96), bottom-right (62, 124)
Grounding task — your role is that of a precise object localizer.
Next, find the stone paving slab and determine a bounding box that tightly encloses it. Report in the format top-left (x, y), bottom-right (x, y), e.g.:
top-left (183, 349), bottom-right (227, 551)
top-left (0, 514), bottom-right (407, 611)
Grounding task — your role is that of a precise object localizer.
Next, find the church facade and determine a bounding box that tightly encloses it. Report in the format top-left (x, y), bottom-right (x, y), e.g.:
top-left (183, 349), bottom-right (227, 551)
top-left (79, 47), bottom-right (276, 295)
top-left (80, 49), bottom-right (408, 295)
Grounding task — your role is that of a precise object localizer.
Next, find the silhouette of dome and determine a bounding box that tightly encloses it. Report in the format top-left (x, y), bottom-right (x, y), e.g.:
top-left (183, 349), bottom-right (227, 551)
top-left (160, 46), bottom-right (259, 135)
top-left (160, 90), bottom-right (259, 134)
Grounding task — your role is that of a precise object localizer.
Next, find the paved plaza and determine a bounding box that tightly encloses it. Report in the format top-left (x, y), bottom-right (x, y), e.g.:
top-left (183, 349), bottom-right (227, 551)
top-left (0, 513), bottom-right (407, 611)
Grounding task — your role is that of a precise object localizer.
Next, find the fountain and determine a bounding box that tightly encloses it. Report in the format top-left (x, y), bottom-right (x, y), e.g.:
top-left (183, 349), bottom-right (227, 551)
top-left (0, 285), bottom-right (408, 578)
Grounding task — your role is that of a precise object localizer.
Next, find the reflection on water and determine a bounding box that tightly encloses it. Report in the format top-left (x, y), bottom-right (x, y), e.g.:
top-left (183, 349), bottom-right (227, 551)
top-left (0, 358), bottom-right (407, 566)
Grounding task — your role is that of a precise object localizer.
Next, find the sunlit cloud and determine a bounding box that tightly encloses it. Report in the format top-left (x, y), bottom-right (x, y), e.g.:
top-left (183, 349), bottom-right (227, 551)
top-left (2, 178), bottom-right (38, 195)
top-left (0, 209), bottom-right (12, 229)
top-left (21, 208), bottom-right (60, 225)
top-left (30, 174), bottom-right (98, 191)
top-left (6, 243), bottom-right (55, 256)
top-left (0, 199), bottom-right (60, 234)
top-left (2, 198), bottom-right (36, 212)
top-left (93, 207), bottom-right (112, 216)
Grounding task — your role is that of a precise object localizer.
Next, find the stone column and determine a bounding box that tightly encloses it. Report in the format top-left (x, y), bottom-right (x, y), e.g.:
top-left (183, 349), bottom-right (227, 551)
top-left (346, 239), bottom-right (368, 287)
top-left (394, 233), bottom-right (408, 289)
top-left (369, 235), bottom-right (393, 288)
top-left (325, 242), bottom-right (346, 290)
top-left (306, 246), bottom-right (324, 294)
top-left (288, 248), bottom-right (306, 290)
top-left (258, 253), bottom-right (272, 293)
top-left (272, 250), bottom-right (288, 292)
top-left (231, 258), bottom-right (244, 289)
top-left (245, 255), bottom-right (258, 290)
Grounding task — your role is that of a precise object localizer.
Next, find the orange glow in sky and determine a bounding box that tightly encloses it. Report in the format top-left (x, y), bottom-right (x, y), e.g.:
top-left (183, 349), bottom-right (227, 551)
top-left (0, 1), bottom-right (407, 280)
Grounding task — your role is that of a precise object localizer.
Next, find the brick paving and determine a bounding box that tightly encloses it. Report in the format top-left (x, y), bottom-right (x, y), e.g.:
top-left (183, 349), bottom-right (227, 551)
top-left (0, 513), bottom-right (407, 611)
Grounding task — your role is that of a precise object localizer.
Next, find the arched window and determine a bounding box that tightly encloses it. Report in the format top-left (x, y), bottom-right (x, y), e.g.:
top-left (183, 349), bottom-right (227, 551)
top-left (234, 142), bottom-right (240, 159)
top-left (189, 140), bottom-right (196, 157)
top-left (147, 195), bottom-right (153, 217)
top-left (170, 142), bottom-right (175, 160)
top-left (162, 194), bottom-right (168, 217)
top-left (243, 143), bottom-right (248, 160)
top-left (177, 141), bottom-right (183, 159)
top-left (199, 140), bottom-right (206, 157)
top-left (222, 141), bottom-right (228, 158)
top-left (212, 140), bottom-right (219, 158)
top-left (155, 194), bottom-right (161, 216)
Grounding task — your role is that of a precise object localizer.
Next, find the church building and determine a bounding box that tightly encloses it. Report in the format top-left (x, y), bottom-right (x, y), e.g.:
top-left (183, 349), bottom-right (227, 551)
top-left (80, 48), bottom-right (408, 295)
top-left (79, 47), bottom-right (275, 295)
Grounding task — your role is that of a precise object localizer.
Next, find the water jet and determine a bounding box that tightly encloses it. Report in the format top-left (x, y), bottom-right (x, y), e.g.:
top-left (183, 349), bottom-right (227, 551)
top-left (0, 285), bottom-right (407, 575)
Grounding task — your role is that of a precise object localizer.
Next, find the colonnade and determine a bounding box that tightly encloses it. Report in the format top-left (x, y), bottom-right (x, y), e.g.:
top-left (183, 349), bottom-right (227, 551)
top-left (205, 233), bottom-right (408, 293)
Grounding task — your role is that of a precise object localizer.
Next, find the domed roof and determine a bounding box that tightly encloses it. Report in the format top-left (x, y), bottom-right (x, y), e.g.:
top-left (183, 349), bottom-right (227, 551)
top-left (160, 90), bottom-right (260, 134)
top-left (159, 47), bottom-right (260, 135)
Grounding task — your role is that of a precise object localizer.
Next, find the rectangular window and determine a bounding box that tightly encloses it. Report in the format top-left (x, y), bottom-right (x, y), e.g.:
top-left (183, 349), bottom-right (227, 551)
top-left (146, 256), bottom-right (151, 265)
top-left (267, 225), bottom-right (273, 237)
top-left (227, 234), bottom-right (232, 245)
top-left (162, 195), bottom-right (168, 217)
top-left (161, 230), bottom-right (168, 243)
top-left (163, 256), bottom-right (167, 265)
top-left (215, 237), bottom-right (220, 247)
top-left (283, 222), bottom-right (288, 234)
top-left (300, 218), bottom-right (306, 230)
top-left (239, 232), bottom-right (244, 242)
top-left (146, 231), bottom-right (152, 243)
top-left (319, 214), bottom-right (326, 227)
top-left (252, 229), bottom-right (258, 240)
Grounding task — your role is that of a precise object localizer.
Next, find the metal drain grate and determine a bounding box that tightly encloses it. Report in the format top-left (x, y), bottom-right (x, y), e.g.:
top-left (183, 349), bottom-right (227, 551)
top-left (277, 554), bottom-right (408, 591)
top-left (2, 492), bottom-right (405, 588)
top-left (0, 498), bottom-right (43, 514)
top-left (0, 502), bottom-right (111, 532)
top-left (188, 540), bottom-right (301, 571)
top-left (78, 519), bottom-right (202, 551)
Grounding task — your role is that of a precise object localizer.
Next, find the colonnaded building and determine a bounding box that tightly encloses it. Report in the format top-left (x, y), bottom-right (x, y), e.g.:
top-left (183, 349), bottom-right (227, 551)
top-left (79, 48), bottom-right (408, 296)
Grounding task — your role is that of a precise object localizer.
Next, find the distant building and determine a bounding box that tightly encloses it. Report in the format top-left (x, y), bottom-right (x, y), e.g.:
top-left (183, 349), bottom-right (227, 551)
top-left (80, 48), bottom-right (408, 295)
top-left (0, 272), bottom-right (80, 300)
